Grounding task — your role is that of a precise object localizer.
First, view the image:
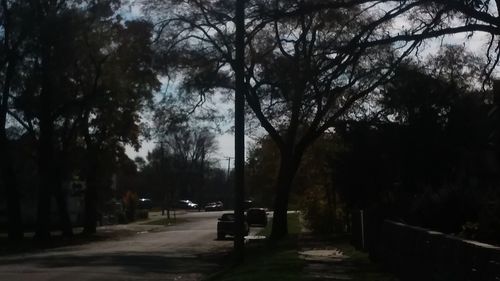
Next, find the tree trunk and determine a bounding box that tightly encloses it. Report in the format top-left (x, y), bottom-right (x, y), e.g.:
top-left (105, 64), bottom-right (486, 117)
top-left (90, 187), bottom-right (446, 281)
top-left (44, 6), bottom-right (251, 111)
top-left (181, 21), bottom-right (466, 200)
top-left (54, 138), bottom-right (77, 237)
top-left (54, 177), bottom-right (73, 237)
top-left (35, 132), bottom-right (53, 241)
top-left (35, 112), bottom-right (73, 239)
top-left (0, 146), bottom-right (23, 240)
top-left (83, 179), bottom-right (98, 234)
top-left (0, 57), bottom-right (23, 240)
top-left (35, 65), bottom-right (53, 241)
top-left (83, 146), bottom-right (98, 234)
top-left (270, 150), bottom-right (301, 240)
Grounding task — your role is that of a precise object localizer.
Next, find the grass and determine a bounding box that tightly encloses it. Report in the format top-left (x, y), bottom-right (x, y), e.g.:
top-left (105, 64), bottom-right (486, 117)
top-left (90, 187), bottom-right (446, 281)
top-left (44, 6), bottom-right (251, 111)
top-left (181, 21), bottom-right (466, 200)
top-left (206, 213), bottom-right (305, 281)
top-left (140, 217), bottom-right (188, 225)
top-left (317, 235), bottom-right (398, 281)
top-left (257, 212), bottom-right (301, 237)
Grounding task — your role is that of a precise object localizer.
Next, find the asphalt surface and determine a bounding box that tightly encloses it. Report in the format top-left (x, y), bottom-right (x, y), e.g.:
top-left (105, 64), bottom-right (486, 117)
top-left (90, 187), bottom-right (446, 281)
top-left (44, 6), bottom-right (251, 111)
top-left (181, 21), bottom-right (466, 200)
top-left (0, 211), bottom-right (250, 281)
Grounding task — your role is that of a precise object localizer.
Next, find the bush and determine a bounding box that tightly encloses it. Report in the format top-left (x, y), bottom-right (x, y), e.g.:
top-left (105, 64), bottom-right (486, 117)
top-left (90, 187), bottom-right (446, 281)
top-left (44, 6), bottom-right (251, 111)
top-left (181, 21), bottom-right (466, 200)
top-left (135, 209), bottom-right (149, 220)
top-left (123, 191), bottom-right (138, 222)
top-left (300, 185), bottom-right (347, 234)
top-left (476, 198), bottom-right (500, 245)
top-left (116, 211), bottom-right (128, 224)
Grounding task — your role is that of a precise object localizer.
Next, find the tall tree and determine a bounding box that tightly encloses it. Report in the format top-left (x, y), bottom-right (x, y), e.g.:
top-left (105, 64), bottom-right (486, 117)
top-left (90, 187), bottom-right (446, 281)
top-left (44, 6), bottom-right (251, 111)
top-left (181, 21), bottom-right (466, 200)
top-left (147, 0), bottom-right (417, 239)
top-left (1, 0), bottom-right (159, 238)
top-left (155, 122), bottom-right (218, 214)
top-left (78, 18), bottom-right (160, 234)
top-left (0, 0), bottom-right (32, 240)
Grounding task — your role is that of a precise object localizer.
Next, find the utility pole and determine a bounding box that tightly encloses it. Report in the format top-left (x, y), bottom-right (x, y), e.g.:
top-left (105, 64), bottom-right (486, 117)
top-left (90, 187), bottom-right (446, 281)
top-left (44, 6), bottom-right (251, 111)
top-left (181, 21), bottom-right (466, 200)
top-left (225, 156), bottom-right (233, 179)
top-left (234, 0), bottom-right (246, 261)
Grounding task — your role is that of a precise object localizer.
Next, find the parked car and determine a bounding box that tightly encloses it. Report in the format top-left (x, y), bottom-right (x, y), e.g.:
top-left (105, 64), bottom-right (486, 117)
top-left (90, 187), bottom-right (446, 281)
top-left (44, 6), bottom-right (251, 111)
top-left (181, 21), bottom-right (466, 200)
top-left (217, 213), bottom-right (249, 240)
top-left (205, 201), bottom-right (224, 211)
top-left (176, 200), bottom-right (198, 209)
top-left (244, 199), bottom-right (254, 210)
top-left (246, 208), bottom-right (268, 226)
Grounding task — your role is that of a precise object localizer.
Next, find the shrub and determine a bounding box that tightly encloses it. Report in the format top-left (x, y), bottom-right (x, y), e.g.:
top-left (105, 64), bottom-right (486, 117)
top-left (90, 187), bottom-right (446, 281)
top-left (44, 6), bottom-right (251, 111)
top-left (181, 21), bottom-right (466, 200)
top-left (135, 209), bottom-right (149, 220)
top-left (116, 211), bottom-right (128, 224)
top-left (123, 191), bottom-right (138, 222)
top-left (300, 185), bottom-right (347, 234)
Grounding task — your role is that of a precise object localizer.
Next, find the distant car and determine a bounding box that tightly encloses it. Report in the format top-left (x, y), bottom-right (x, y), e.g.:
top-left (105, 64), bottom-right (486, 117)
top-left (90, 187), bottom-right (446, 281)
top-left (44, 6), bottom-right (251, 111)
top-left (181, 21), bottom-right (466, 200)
top-left (246, 208), bottom-right (268, 226)
top-left (205, 201), bottom-right (224, 211)
top-left (217, 213), bottom-right (249, 240)
top-left (137, 198), bottom-right (153, 210)
top-left (176, 200), bottom-right (198, 209)
top-left (244, 200), bottom-right (254, 210)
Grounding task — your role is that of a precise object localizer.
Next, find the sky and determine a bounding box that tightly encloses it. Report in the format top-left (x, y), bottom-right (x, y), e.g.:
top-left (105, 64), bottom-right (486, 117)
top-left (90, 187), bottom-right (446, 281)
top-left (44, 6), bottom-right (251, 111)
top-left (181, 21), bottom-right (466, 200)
top-left (125, 132), bottom-right (256, 168)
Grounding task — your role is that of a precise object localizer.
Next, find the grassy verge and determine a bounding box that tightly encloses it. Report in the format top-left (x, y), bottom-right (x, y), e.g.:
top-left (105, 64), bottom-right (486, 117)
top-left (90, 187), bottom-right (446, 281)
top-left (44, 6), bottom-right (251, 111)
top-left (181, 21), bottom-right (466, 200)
top-left (331, 237), bottom-right (397, 281)
top-left (257, 212), bottom-right (301, 238)
top-left (207, 213), bottom-right (305, 281)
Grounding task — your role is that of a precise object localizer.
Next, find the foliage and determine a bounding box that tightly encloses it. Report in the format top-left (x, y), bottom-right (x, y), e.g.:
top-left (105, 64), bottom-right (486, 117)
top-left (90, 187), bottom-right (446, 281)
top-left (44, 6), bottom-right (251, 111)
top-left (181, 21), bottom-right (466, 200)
top-left (135, 209), bottom-right (149, 221)
top-left (328, 48), bottom-right (500, 243)
top-left (126, 136), bottom-right (231, 212)
top-left (145, 0), bottom-right (422, 239)
top-left (0, 0), bottom-right (160, 238)
top-left (300, 185), bottom-right (347, 235)
top-left (245, 137), bottom-right (280, 207)
top-left (247, 133), bottom-right (348, 234)
top-left (122, 191), bottom-right (139, 222)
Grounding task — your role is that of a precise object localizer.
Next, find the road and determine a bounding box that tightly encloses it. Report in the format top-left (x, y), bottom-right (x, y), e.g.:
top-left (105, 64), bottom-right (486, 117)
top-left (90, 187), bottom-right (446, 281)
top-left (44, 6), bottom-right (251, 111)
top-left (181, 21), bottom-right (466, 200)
top-left (0, 211), bottom-right (249, 281)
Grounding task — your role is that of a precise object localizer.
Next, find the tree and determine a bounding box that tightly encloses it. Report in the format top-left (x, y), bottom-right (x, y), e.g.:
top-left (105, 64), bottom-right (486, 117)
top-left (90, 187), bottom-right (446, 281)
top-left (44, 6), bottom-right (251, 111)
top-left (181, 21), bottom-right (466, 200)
top-left (156, 123), bottom-right (218, 215)
top-left (147, 0), bottom-right (419, 239)
top-left (150, 81), bottom-right (222, 216)
top-left (77, 17), bottom-right (160, 234)
top-left (0, 0), bottom-right (159, 239)
top-left (328, 48), bottom-right (497, 237)
top-left (326, 1), bottom-right (500, 75)
top-left (0, 0), bottom-right (32, 240)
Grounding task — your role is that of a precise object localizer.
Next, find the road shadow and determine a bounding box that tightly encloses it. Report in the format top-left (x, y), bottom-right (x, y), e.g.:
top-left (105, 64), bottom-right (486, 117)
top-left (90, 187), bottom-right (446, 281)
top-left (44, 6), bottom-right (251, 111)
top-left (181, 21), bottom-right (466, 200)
top-left (0, 230), bottom-right (136, 256)
top-left (0, 251), bottom-right (226, 275)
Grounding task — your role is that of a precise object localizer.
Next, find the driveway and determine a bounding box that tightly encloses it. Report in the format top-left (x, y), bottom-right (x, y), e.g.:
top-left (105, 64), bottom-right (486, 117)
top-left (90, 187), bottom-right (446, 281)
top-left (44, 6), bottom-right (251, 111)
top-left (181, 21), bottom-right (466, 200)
top-left (0, 211), bottom-right (245, 281)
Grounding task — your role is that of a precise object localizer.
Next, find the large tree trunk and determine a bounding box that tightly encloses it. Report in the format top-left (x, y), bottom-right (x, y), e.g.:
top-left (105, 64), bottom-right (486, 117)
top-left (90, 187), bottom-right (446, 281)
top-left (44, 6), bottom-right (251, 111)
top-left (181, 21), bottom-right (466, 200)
top-left (54, 174), bottom-right (73, 237)
top-left (270, 150), bottom-right (302, 240)
top-left (83, 145), bottom-right (98, 234)
top-left (34, 0), bottom-right (73, 240)
top-left (83, 177), bottom-right (98, 234)
top-left (0, 57), bottom-right (23, 240)
top-left (0, 142), bottom-right (23, 240)
top-left (36, 109), bottom-right (73, 240)
top-left (54, 139), bottom-right (77, 237)
top-left (35, 117), bottom-right (53, 241)
top-left (35, 50), bottom-right (54, 241)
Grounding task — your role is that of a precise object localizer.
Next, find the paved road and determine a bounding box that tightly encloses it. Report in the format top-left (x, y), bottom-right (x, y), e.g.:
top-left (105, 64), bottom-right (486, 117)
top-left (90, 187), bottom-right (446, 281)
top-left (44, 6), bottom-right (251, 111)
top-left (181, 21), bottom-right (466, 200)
top-left (0, 211), bottom-right (245, 281)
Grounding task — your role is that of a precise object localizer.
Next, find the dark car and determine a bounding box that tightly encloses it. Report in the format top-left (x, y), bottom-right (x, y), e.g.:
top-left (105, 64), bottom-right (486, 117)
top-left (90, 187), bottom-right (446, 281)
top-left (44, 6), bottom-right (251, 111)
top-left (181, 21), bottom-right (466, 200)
top-left (217, 213), bottom-right (249, 240)
top-left (246, 208), bottom-right (268, 226)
